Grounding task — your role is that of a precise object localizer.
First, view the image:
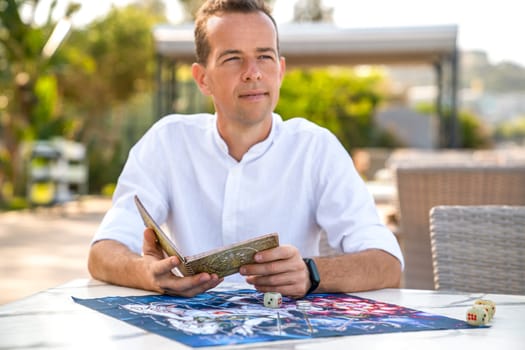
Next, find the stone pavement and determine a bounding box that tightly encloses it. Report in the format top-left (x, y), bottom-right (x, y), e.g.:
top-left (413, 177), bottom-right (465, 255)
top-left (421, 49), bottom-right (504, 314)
top-left (0, 196), bottom-right (112, 305)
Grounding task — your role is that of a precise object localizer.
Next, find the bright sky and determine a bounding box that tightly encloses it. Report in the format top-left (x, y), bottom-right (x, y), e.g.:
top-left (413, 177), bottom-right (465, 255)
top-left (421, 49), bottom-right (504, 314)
top-left (35, 0), bottom-right (525, 67)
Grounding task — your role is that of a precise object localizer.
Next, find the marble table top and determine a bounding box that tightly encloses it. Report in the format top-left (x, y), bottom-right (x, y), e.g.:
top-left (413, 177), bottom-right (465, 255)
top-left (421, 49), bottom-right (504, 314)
top-left (1, 279), bottom-right (524, 349)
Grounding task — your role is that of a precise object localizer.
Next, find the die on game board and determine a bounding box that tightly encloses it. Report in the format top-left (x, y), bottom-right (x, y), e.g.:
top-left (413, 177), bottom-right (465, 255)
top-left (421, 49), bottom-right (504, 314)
top-left (474, 299), bottom-right (496, 320)
top-left (466, 305), bottom-right (489, 326)
top-left (264, 292), bottom-right (282, 308)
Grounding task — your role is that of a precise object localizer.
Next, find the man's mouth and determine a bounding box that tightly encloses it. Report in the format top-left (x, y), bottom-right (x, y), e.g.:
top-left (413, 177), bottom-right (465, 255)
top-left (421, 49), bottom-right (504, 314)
top-left (239, 91), bottom-right (268, 99)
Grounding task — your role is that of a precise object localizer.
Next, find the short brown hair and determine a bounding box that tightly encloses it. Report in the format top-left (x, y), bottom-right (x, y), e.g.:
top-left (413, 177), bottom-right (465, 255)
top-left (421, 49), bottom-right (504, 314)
top-left (194, 0), bottom-right (279, 65)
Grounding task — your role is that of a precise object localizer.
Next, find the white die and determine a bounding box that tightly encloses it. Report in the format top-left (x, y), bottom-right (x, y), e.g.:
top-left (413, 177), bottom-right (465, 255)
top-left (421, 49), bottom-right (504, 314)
top-left (466, 305), bottom-right (489, 326)
top-left (264, 292), bottom-right (282, 308)
top-left (474, 299), bottom-right (496, 320)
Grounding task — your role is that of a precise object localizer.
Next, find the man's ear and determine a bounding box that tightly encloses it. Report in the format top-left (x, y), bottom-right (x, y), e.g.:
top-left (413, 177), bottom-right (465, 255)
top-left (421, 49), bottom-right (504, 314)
top-left (191, 63), bottom-right (212, 96)
top-left (278, 56), bottom-right (286, 85)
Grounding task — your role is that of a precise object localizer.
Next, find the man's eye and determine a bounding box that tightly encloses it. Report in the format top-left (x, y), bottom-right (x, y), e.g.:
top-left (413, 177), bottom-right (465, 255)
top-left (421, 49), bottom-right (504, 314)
top-left (223, 57), bottom-right (239, 63)
top-left (259, 55), bottom-right (274, 60)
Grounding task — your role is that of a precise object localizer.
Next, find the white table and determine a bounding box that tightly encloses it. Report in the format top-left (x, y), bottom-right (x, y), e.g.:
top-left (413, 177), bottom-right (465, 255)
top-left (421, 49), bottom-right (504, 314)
top-left (1, 279), bottom-right (524, 349)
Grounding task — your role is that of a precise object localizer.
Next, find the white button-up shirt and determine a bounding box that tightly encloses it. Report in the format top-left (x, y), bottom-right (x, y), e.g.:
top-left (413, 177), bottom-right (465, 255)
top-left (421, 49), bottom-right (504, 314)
top-left (93, 113), bottom-right (403, 281)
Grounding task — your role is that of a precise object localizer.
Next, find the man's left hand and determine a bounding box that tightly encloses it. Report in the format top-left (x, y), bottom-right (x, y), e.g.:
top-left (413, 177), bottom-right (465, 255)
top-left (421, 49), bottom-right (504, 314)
top-left (239, 244), bottom-right (311, 298)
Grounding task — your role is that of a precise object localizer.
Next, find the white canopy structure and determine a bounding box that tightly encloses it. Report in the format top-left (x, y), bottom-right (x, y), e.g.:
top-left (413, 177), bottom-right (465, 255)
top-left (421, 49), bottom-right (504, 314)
top-left (153, 23), bottom-right (459, 147)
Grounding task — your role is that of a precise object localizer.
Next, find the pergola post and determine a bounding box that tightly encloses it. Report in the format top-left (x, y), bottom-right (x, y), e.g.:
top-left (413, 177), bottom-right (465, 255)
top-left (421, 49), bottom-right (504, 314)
top-left (434, 61), bottom-right (444, 148)
top-left (434, 51), bottom-right (460, 148)
top-left (449, 48), bottom-right (460, 148)
top-left (155, 55), bottom-right (179, 119)
top-left (168, 59), bottom-right (177, 115)
top-left (155, 53), bottom-right (163, 120)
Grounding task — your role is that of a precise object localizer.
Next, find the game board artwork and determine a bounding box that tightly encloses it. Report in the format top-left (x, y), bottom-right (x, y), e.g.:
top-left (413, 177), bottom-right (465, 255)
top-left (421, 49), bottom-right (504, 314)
top-left (73, 289), bottom-right (475, 348)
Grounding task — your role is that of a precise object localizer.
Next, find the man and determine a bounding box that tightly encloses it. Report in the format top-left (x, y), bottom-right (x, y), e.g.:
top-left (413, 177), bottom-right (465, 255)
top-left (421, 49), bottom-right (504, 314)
top-left (88, 0), bottom-right (403, 299)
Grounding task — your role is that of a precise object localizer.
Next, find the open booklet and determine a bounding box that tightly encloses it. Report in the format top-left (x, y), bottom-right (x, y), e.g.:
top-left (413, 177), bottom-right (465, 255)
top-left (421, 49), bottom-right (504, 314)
top-left (134, 195), bottom-right (279, 278)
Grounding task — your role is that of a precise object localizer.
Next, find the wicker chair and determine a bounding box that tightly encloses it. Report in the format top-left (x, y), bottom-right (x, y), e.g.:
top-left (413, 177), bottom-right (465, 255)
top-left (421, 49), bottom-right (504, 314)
top-left (430, 205), bottom-right (525, 295)
top-left (395, 165), bottom-right (525, 290)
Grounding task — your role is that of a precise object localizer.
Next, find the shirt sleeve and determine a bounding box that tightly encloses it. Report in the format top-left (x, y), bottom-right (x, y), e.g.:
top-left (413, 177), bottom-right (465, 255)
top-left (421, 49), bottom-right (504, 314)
top-left (91, 123), bottom-right (172, 253)
top-left (314, 132), bottom-right (404, 269)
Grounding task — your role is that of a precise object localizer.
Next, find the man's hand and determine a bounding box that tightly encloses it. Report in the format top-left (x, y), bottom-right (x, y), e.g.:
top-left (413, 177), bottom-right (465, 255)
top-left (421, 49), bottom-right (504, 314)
top-left (239, 244), bottom-right (310, 299)
top-left (141, 228), bottom-right (223, 297)
top-left (88, 229), bottom-right (223, 298)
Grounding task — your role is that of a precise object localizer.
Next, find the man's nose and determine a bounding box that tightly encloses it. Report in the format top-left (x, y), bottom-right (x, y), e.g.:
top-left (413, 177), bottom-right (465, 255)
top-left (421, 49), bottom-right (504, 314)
top-left (242, 60), bottom-right (262, 81)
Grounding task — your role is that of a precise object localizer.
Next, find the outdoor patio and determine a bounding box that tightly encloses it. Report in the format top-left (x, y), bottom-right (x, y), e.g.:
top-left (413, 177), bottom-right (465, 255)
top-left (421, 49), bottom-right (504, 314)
top-left (0, 196), bottom-right (111, 305)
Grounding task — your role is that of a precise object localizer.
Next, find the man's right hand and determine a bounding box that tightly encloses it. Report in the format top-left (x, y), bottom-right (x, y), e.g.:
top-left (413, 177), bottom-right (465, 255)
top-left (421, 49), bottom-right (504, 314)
top-left (141, 228), bottom-right (223, 297)
top-left (88, 229), bottom-right (223, 298)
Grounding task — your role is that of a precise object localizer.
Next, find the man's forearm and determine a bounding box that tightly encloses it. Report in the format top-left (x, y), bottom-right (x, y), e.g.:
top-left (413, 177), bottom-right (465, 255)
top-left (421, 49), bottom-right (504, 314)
top-left (88, 239), bottom-right (150, 290)
top-left (314, 249), bottom-right (401, 293)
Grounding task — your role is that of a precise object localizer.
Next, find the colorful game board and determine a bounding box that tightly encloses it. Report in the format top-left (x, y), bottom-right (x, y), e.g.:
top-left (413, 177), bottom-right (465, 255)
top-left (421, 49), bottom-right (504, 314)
top-left (73, 289), bottom-right (474, 347)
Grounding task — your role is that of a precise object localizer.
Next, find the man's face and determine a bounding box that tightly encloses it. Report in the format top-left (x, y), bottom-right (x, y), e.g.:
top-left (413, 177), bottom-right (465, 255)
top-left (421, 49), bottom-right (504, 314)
top-left (192, 11), bottom-right (285, 128)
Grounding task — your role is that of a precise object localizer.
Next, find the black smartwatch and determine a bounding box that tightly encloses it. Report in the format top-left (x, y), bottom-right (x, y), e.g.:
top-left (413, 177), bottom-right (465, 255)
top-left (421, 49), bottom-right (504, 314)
top-left (303, 258), bottom-right (320, 294)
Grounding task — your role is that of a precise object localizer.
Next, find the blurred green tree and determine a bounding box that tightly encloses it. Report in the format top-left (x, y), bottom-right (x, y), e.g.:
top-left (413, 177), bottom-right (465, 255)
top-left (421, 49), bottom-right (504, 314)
top-left (58, 1), bottom-right (167, 192)
top-left (0, 0), bottom-right (80, 208)
top-left (276, 67), bottom-right (401, 151)
top-left (415, 103), bottom-right (492, 149)
top-left (494, 117), bottom-right (525, 145)
top-left (0, 0), bottom-right (166, 208)
top-left (293, 0), bottom-right (333, 22)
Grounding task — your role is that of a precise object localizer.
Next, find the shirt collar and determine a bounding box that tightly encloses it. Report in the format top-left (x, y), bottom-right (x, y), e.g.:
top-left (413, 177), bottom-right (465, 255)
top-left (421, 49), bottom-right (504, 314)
top-left (213, 113), bottom-right (283, 163)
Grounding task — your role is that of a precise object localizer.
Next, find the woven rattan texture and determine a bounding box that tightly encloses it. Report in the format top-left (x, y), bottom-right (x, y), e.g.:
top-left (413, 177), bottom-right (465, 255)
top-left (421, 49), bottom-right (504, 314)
top-left (395, 165), bottom-right (525, 289)
top-left (430, 205), bottom-right (525, 295)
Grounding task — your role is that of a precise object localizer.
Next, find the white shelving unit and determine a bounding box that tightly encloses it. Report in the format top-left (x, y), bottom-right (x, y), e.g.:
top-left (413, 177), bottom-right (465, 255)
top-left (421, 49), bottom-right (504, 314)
top-left (27, 139), bottom-right (88, 206)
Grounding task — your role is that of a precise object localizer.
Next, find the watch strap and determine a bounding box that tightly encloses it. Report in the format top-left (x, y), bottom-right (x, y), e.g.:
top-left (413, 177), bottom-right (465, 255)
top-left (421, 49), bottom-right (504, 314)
top-left (303, 258), bottom-right (320, 295)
